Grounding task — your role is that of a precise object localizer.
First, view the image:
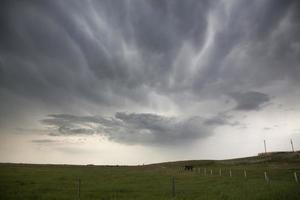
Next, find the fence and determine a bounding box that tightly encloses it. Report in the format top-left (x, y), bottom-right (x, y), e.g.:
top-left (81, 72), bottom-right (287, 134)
top-left (73, 168), bottom-right (299, 199)
top-left (1, 165), bottom-right (299, 199)
top-left (178, 167), bottom-right (299, 183)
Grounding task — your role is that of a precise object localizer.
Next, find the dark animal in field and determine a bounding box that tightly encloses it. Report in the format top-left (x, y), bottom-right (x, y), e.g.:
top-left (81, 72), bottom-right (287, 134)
top-left (184, 165), bottom-right (193, 171)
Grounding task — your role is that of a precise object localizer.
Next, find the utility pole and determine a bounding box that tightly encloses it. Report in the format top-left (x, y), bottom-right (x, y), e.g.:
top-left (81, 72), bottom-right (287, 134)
top-left (264, 140), bottom-right (267, 154)
top-left (291, 139), bottom-right (295, 152)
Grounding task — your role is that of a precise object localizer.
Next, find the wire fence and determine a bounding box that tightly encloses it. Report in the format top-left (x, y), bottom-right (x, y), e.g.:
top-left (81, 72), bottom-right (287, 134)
top-left (79, 167), bottom-right (299, 199)
top-left (1, 166), bottom-right (299, 199)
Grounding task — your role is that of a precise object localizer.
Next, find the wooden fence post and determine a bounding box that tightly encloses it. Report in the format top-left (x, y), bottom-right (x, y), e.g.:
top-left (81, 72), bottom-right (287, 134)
top-left (264, 172), bottom-right (269, 184)
top-left (78, 178), bottom-right (81, 200)
top-left (244, 170), bottom-right (247, 178)
top-left (204, 168), bottom-right (206, 176)
top-left (219, 168), bottom-right (222, 176)
top-left (171, 177), bottom-right (175, 198)
top-left (229, 169), bottom-right (232, 177)
top-left (294, 172), bottom-right (298, 183)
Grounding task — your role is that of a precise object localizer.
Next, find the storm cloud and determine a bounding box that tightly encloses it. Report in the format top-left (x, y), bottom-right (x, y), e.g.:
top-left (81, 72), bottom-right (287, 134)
top-left (39, 112), bottom-right (235, 146)
top-left (31, 139), bottom-right (58, 144)
top-left (229, 91), bottom-right (270, 111)
top-left (0, 0), bottom-right (300, 149)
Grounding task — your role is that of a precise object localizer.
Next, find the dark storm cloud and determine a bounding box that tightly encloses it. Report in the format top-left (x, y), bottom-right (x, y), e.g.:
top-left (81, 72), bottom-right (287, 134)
top-left (203, 113), bottom-right (240, 126)
top-left (213, 0), bottom-right (300, 89)
top-left (229, 91), bottom-right (270, 111)
top-left (41, 114), bottom-right (102, 135)
top-left (0, 0), bottom-right (300, 136)
top-left (40, 112), bottom-right (233, 146)
top-left (0, 0), bottom-right (213, 109)
top-left (31, 139), bottom-right (58, 144)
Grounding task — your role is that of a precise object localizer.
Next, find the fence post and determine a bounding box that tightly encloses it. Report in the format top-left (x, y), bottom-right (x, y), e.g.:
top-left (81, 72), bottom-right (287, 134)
top-left (204, 168), bottom-right (206, 176)
top-left (219, 168), bottom-right (222, 176)
top-left (77, 178), bottom-right (81, 200)
top-left (229, 169), bottom-right (232, 177)
top-left (244, 170), bottom-right (247, 178)
top-left (210, 169), bottom-right (213, 175)
top-left (294, 172), bottom-right (298, 183)
top-left (264, 172), bottom-right (269, 184)
top-left (171, 177), bottom-right (175, 198)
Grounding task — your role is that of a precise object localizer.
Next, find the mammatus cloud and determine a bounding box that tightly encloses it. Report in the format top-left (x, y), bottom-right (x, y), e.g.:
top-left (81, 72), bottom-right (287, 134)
top-left (229, 91), bottom-right (270, 111)
top-left (40, 112), bottom-right (239, 146)
top-left (0, 0), bottom-right (299, 156)
top-left (0, 0), bottom-right (213, 111)
top-left (0, 0), bottom-right (299, 121)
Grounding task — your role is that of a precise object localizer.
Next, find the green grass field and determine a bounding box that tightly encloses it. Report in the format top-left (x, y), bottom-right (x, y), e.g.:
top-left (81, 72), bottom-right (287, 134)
top-left (1, 152), bottom-right (300, 200)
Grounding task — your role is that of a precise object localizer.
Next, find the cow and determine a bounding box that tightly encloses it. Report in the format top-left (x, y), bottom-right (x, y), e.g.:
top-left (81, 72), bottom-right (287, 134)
top-left (184, 165), bottom-right (193, 171)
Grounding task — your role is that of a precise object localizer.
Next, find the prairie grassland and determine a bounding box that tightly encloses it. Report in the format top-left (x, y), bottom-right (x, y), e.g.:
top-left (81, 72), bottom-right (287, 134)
top-left (0, 153), bottom-right (300, 200)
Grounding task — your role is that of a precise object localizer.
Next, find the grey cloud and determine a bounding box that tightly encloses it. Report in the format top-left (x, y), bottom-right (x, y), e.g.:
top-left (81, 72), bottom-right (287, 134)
top-left (229, 91), bottom-right (270, 111)
top-left (191, 0), bottom-right (300, 100)
top-left (0, 0), bottom-right (299, 133)
top-left (41, 114), bottom-right (102, 136)
top-left (219, 0), bottom-right (300, 87)
top-left (0, 0), bottom-right (213, 110)
top-left (55, 147), bottom-right (96, 154)
top-left (203, 113), bottom-right (240, 127)
top-left (31, 139), bottom-right (58, 144)
top-left (40, 112), bottom-right (232, 146)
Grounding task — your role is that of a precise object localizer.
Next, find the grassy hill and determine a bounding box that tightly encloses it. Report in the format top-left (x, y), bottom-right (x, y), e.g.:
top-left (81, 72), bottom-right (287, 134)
top-left (150, 151), bottom-right (300, 166)
top-left (1, 152), bottom-right (300, 200)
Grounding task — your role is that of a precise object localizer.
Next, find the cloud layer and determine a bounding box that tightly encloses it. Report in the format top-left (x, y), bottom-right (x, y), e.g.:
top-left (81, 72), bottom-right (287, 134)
top-left (0, 0), bottom-right (300, 148)
top-left (40, 112), bottom-right (234, 146)
top-left (229, 91), bottom-right (270, 111)
top-left (1, 1), bottom-right (299, 111)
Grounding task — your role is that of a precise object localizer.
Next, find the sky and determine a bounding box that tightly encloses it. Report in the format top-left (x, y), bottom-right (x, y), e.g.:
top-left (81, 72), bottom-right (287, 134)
top-left (0, 0), bottom-right (300, 165)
